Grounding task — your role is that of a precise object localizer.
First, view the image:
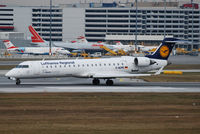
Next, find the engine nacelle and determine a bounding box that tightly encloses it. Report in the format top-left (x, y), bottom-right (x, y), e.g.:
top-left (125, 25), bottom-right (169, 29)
top-left (134, 57), bottom-right (155, 67)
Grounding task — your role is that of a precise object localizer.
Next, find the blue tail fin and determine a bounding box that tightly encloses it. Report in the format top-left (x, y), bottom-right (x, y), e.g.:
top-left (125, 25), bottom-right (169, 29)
top-left (145, 38), bottom-right (178, 60)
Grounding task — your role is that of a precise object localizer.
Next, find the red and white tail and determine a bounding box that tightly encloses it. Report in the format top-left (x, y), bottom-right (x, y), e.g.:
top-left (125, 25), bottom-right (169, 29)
top-left (3, 40), bottom-right (17, 49)
top-left (77, 36), bottom-right (88, 43)
top-left (29, 25), bottom-right (44, 43)
top-left (115, 41), bottom-right (123, 46)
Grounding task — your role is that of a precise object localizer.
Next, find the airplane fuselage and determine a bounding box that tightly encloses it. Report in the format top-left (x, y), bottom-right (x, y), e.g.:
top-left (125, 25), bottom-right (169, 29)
top-left (54, 42), bottom-right (114, 53)
top-left (8, 47), bottom-right (69, 55)
top-left (6, 56), bottom-right (167, 79)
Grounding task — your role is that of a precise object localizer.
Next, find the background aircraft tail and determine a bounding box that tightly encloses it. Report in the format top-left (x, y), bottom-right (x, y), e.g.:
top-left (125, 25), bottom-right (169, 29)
top-left (28, 25), bottom-right (45, 43)
top-left (115, 41), bottom-right (123, 46)
top-left (77, 36), bottom-right (88, 43)
top-left (3, 40), bottom-right (18, 49)
top-left (145, 38), bottom-right (178, 60)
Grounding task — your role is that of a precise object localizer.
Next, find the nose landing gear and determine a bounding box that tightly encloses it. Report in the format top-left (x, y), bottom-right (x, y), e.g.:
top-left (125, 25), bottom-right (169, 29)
top-left (16, 79), bottom-right (21, 85)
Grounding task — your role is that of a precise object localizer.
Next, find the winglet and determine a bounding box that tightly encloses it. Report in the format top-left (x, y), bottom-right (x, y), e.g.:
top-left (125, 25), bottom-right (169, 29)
top-left (154, 66), bottom-right (164, 75)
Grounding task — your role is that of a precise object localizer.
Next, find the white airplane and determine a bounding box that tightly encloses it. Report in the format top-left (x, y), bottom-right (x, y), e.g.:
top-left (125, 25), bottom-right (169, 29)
top-left (6, 38), bottom-right (179, 85)
top-left (110, 41), bottom-right (133, 52)
top-left (111, 41), bottom-right (158, 53)
top-left (3, 40), bottom-right (70, 55)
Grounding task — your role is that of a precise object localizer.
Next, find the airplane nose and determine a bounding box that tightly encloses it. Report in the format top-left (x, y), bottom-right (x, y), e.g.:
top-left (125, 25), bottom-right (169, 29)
top-left (5, 69), bottom-right (15, 77)
top-left (5, 70), bottom-right (12, 77)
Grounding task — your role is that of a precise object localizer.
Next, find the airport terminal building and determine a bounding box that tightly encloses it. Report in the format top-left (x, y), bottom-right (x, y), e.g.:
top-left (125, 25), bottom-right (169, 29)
top-left (0, 2), bottom-right (200, 50)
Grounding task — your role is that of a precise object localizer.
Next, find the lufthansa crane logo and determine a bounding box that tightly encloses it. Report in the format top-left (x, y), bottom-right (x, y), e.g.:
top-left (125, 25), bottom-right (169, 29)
top-left (160, 45), bottom-right (169, 58)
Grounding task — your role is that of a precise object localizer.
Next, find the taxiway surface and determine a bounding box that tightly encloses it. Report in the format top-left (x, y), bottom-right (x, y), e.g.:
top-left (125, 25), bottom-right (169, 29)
top-left (0, 77), bottom-right (199, 93)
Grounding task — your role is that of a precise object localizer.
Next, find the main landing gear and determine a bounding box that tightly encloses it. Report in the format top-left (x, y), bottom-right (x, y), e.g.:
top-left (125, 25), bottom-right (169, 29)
top-left (92, 78), bottom-right (100, 85)
top-left (106, 79), bottom-right (113, 86)
top-left (92, 79), bottom-right (114, 86)
top-left (16, 78), bottom-right (21, 85)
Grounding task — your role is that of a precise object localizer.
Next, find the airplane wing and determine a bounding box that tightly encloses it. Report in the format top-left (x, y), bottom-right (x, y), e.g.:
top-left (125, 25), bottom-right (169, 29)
top-left (92, 73), bottom-right (151, 79)
top-left (77, 72), bottom-right (151, 79)
top-left (78, 67), bottom-right (164, 79)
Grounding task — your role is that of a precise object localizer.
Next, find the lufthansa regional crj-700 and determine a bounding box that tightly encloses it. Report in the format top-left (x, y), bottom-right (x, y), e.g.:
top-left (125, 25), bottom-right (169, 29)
top-left (6, 38), bottom-right (179, 86)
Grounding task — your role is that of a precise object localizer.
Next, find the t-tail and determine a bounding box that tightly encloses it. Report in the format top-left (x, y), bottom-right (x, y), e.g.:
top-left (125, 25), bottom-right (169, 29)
top-left (145, 38), bottom-right (179, 60)
top-left (3, 40), bottom-right (17, 49)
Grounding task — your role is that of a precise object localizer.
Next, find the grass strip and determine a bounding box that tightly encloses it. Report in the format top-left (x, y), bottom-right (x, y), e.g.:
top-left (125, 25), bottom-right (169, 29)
top-left (0, 93), bottom-right (200, 134)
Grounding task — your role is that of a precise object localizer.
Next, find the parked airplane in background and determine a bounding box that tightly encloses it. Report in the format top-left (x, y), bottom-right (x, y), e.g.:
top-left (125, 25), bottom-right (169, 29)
top-left (110, 41), bottom-right (158, 52)
top-left (6, 38), bottom-right (179, 85)
top-left (3, 40), bottom-right (70, 55)
top-left (29, 25), bottom-right (113, 53)
top-left (29, 25), bottom-right (157, 54)
top-left (111, 41), bottom-right (134, 52)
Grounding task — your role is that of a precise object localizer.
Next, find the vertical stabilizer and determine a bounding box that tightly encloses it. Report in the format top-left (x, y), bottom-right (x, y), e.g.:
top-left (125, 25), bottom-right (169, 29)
top-left (145, 38), bottom-right (178, 60)
top-left (29, 25), bottom-right (45, 43)
top-left (3, 40), bottom-right (17, 49)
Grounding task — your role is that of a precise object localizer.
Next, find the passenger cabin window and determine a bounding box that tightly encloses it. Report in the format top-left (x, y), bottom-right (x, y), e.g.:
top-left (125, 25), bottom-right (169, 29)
top-left (16, 65), bottom-right (29, 68)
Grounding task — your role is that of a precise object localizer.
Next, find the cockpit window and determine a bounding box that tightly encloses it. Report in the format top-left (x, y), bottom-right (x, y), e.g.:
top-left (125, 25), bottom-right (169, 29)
top-left (16, 65), bottom-right (29, 68)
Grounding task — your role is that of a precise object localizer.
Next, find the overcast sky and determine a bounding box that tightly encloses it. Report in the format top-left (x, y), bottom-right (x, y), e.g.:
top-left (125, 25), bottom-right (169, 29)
top-left (1, 0), bottom-right (199, 7)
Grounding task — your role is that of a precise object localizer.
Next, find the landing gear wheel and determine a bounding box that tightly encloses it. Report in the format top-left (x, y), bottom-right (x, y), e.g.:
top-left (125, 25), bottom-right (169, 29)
top-left (92, 79), bottom-right (100, 85)
top-left (106, 80), bottom-right (113, 86)
top-left (16, 79), bottom-right (21, 85)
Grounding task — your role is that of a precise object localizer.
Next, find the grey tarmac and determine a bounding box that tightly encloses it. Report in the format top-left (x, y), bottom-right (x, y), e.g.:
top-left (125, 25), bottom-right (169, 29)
top-left (0, 77), bottom-right (200, 93)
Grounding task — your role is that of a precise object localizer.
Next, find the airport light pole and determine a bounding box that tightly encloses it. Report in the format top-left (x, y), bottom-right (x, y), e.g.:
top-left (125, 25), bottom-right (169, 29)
top-left (164, 0), bottom-right (166, 38)
top-left (191, 0), bottom-right (194, 50)
top-left (135, 0), bottom-right (138, 53)
top-left (49, 0), bottom-right (52, 56)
